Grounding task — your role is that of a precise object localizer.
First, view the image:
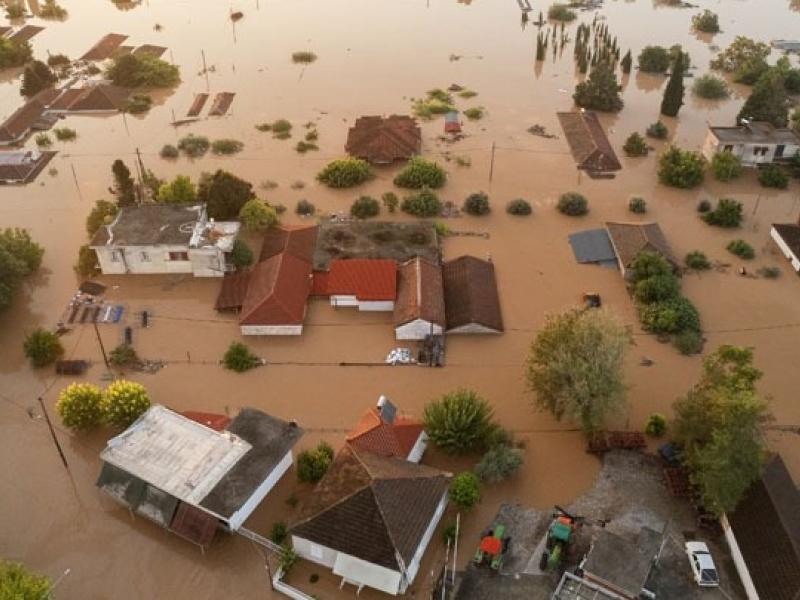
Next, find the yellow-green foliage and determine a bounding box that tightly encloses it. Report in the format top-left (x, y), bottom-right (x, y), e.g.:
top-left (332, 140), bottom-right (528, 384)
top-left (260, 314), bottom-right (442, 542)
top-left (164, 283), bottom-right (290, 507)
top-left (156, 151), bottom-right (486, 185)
top-left (56, 383), bottom-right (104, 431)
top-left (101, 380), bottom-right (151, 428)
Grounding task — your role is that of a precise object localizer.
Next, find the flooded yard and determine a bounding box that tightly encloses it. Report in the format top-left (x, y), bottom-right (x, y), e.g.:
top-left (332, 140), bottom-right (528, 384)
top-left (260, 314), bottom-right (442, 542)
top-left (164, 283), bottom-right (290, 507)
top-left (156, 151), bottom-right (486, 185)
top-left (1, 0), bottom-right (800, 597)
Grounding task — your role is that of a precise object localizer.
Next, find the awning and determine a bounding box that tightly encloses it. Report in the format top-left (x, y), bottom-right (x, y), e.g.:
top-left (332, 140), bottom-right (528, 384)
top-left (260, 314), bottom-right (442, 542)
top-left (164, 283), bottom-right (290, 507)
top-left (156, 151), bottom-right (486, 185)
top-left (568, 229), bottom-right (618, 267)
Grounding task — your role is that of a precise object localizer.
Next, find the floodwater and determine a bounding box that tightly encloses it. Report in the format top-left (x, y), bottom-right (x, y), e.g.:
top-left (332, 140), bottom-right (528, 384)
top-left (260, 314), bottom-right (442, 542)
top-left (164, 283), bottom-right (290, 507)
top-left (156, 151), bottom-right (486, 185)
top-left (1, 0), bottom-right (800, 597)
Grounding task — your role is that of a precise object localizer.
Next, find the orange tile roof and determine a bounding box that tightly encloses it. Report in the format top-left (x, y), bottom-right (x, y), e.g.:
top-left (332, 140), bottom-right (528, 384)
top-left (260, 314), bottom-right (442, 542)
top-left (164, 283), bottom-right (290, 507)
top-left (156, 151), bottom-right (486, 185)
top-left (394, 256), bottom-right (445, 327)
top-left (312, 259), bottom-right (397, 301)
top-left (181, 411), bottom-right (231, 431)
top-left (346, 408), bottom-right (424, 459)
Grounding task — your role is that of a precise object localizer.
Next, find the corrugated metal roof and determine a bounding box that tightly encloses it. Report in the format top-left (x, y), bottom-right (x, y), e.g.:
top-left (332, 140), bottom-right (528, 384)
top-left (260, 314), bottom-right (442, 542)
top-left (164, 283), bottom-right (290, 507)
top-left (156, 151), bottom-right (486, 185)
top-left (568, 229), bottom-right (618, 265)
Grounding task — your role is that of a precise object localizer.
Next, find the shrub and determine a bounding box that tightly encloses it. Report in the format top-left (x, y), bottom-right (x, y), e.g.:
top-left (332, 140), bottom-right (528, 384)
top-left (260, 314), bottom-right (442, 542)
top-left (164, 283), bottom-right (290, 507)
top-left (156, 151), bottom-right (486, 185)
top-left (646, 121), bottom-right (668, 140)
top-left (710, 36), bottom-right (770, 84)
top-left (278, 544), bottom-right (298, 575)
top-left (423, 389), bottom-right (497, 454)
top-left (434, 221), bottom-right (450, 237)
top-left (86, 200), bottom-right (118, 237)
top-left (75, 244), bottom-right (98, 276)
top-left (198, 170), bottom-right (255, 220)
top-left (350, 196), bottom-right (380, 219)
top-left (697, 199), bottom-right (711, 213)
top-left (40, 0), bottom-right (67, 19)
top-left (685, 251), bottom-right (711, 270)
top-left (296, 199), bottom-right (316, 216)
top-left (23, 329), bottom-right (63, 368)
top-left (557, 192), bottom-right (588, 216)
top-left (297, 442), bottom-right (334, 483)
top-left (123, 94), bottom-right (152, 114)
top-left (623, 133), bottom-right (648, 157)
top-left (223, 342), bottom-right (260, 372)
top-left (401, 190), bottom-right (442, 217)
top-left (56, 383), bottom-right (104, 431)
top-left (160, 144), bottom-right (179, 159)
top-left (105, 53), bottom-right (180, 88)
top-left (35, 133), bottom-right (52, 147)
top-left (101, 380), bottom-right (150, 428)
top-left (645, 413), bottom-right (667, 437)
top-left (411, 88), bottom-right (456, 119)
top-left (758, 266), bottom-right (781, 279)
top-left (47, 53), bottom-right (70, 68)
top-left (629, 197), bottom-right (647, 214)
top-left (0, 561), bottom-right (50, 598)
top-left (507, 198), bottom-right (532, 216)
top-left (157, 175), bottom-right (196, 204)
top-left (711, 152), bottom-right (742, 181)
top-left (692, 74), bottom-right (730, 99)
top-left (758, 165), bottom-right (789, 189)
top-left (674, 329), bottom-right (704, 355)
top-left (230, 238), bottom-right (253, 268)
top-left (291, 51), bottom-right (317, 64)
top-left (702, 198), bottom-right (743, 228)
top-left (630, 251), bottom-right (675, 283)
top-left (109, 343), bottom-right (139, 367)
top-left (295, 141), bottom-right (318, 153)
top-left (463, 192), bottom-right (490, 216)
top-left (270, 521), bottom-right (288, 545)
top-left (317, 158), bottom-right (372, 188)
top-left (178, 134), bottom-right (210, 158)
top-left (573, 61), bottom-right (623, 112)
top-left (692, 9), bottom-right (719, 33)
top-left (634, 274), bottom-right (680, 304)
top-left (0, 37), bottom-right (32, 69)
top-left (381, 192), bottom-right (399, 213)
top-left (658, 146), bottom-right (705, 189)
top-left (463, 107), bottom-right (484, 120)
top-left (474, 446), bottom-right (523, 483)
top-left (211, 139), bottom-right (244, 155)
top-left (727, 239), bottom-right (755, 259)
top-left (239, 198), bottom-right (278, 231)
top-left (548, 3), bottom-right (576, 21)
top-left (54, 127), bottom-right (77, 141)
top-left (442, 523), bottom-right (458, 545)
top-left (20, 60), bottom-right (56, 98)
top-left (638, 46), bottom-right (671, 73)
top-left (638, 297), bottom-right (701, 335)
top-left (393, 157), bottom-right (446, 189)
top-left (450, 472), bottom-right (481, 510)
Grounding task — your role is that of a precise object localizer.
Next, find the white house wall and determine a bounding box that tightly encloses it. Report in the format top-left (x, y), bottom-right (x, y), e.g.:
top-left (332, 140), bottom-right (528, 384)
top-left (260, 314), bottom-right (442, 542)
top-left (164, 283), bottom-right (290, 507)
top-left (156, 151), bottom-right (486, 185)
top-left (447, 323), bottom-right (501, 335)
top-left (241, 325), bottom-right (303, 336)
top-left (189, 248), bottom-right (226, 278)
top-left (721, 514), bottom-right (760, 600)
top-left (358, 300), bottom-right (395, 312)
top-left (94, 245), bottom-right (195, 276)
top-left (402, 491), bottom-right (448, 589)
top-left (770, 227), bottom-right (800, 271)
top-left (227, 450), bottom-right (293, 531)
top-left (395, 319), bottom-right (443, 340)
top-left (330, 295), bottom-right (359, 307)
top-left (292, 535), bottom-right (338, 569)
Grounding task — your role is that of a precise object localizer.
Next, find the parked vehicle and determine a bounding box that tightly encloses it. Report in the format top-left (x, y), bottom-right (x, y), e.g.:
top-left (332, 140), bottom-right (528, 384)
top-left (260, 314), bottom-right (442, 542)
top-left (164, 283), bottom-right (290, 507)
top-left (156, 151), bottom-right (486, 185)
top-left (685, 541), bottom-right (720, 587)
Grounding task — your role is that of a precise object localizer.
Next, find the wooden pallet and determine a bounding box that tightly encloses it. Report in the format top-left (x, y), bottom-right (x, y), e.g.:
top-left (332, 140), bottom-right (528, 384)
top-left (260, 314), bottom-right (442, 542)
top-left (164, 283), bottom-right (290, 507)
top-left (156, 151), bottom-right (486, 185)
top-left (663, 466), bottom-right (691, 497)
top-left (587, 431), bottom-right (646, 454)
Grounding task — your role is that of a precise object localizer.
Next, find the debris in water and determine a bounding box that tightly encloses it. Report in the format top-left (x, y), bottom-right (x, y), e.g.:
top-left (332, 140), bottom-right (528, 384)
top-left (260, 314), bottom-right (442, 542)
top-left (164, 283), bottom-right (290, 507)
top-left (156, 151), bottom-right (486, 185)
top-left (230, 11), bottom-right (243, 21)
top-left (527, 124), bottom-right (557, 138)
top-left (448, 83), bottom-right (464, 92)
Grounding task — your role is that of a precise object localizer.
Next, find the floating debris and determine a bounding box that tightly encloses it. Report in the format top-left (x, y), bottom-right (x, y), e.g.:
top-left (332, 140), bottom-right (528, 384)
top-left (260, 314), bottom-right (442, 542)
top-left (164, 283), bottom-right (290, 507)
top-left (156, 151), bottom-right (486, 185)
top-left (527, 124), bottom-right (558, 138)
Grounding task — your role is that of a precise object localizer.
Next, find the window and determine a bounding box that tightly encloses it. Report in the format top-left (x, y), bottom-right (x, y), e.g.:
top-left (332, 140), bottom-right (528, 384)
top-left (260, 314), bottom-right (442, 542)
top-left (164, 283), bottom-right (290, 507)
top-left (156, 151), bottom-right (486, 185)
top-left (140, 251), bottom-right (150, 262)
top-left (723, 145), bottom-right (733, 153)
top-left (109, 250), bottom-right (120, 263)
top-left (310, 544), bottom-right (323, 559)
top-left (168, 251), bottom-right (189, 261)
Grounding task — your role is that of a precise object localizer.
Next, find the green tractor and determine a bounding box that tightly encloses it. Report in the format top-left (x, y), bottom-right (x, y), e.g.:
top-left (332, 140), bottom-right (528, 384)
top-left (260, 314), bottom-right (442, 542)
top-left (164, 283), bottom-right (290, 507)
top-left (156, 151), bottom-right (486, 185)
top-left (539, 507), bottom-right (579, 571)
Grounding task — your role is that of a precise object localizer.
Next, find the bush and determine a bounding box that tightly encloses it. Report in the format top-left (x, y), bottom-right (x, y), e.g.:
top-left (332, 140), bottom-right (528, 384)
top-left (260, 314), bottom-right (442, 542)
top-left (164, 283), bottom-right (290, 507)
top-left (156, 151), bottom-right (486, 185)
top-left (645, 413), bottom-right (667, 437)
top-left (463, 107), bottom-right (484, 120)
top-left (160, 144), bottom-right (179, 159)
top-left (692, 9), bottom-right (719, 33)
top-left (639, 297), bottom-right (701, 335)
top-left (75, 244), bottom-right (98, 277)
top-left (382, 192), bottom-right (399, 213)
top-left (278, 544), bottom-right (298, 575)
top-left (412, 89), bottom-right (455, 119)
top-left (86, 200), bottom-right (118, 237)
top-left (634, 274), bottom-right (680, 304)
top-left (758, 165), bottom-right (789, 189)
top-left (0, 38), bottom-right (32, 69)
top-left (291, 51), bottom-right (317, 64)
top-left (629, 197), bottom-right (647, 214)
top-left (423, 389), bottom-right (497, 454)
top-left (270, 521), bottom-right (288, 545)
top-left (442, 523), bottom-right (458, 545)
top-left (692, 74), bottom-right (729, 99)
top-left (295, 199), bottom-right (316, 216)
top-left (685, 251), bottom-right (711, 270)
top-left (401, 190), bottom-right (442, 217)
top-left (727, 239), bottom-right (755, 259)
top-left (106, 53), bottom-right (180, 88)
top-left (47, 53), bottom-right (70, 68)
top-left (697, 199), bottom-right (711, 213)
top-left (178, 134), bottom-right (210, 158)
top-left (109, 343), bottom-right (139, 367)
top-left (295, 141), bottom-right (318, 153)
top-left (450, 472), bottom-right (481, 510)
top-left (674, 329), bottom-right (704, 355)
top-left (54, 127), bottom-right (77, 141)
top-left (317, 158), bottom-right (372, 188)
top-left (646, 121), bottom-right (668, 140)
top-left (474, 445), bottom-right (523, 483)
top-left (629, 251), bottom-right (674, 283)
top-left (101, 380), bottom-right (150, 428)
top-left (123, 94), bottom-right (152, 114)
top-left (557, 192), bottom-right (588, 216)
top-left (223, 342), bottom-right (259, 373)
top-left (230, 239), bottom-right (253, 268)
top-left (157, 175), bottom-right (196, 204)
top-left (211, 139), bottom-right (244, 155)
top-left (297, 442), bottom-right (334, 483)
top-left (638, 46), bottom-right (671, 73)
top-left (507, 198), bottom-right (532, 216)
top-left (393, 157), bottom-right (446, 189)
top-left (40, 0), bottom-right (67, 19)
top-left (711, 152), bottom-right (742, 181)
top-left (758, 266), bottom-right (781, 279)
top-left (702, 198), bottom-right (743, 228)
top-left (35, 133), bottom-right (52, 147)
top-left (239, 199), bottom-right (278, 231)
top-left (658, 146), bottom-right (705, 188)
top-left (350, 196), bottom-right (380, 219)
top-left (573, 61), bottom-right (623, 112)
top-left (0, 560), bottom-right (50, 598)
top-left (548, 3), bottom-right (576, 21)
top-left (56, 383), bottom-right (104, 431)
top-left (23, 329), bottom-right (63, 368)
top-left (623, 133), bottom-right (648, 157)
top-left (463, 192), bottom-right (490, 216)
top-left (434, 221), bottom-right (450, 237)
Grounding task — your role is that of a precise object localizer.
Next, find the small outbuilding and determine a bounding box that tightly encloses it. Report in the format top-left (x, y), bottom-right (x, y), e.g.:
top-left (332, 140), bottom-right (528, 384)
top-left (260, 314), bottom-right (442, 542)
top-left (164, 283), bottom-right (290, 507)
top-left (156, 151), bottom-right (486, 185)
top-left (346, 395), bottom-right (428, 463)
top-left (770, 223), bottom-right (800, 272)
top-left (0, 150), bottom-right (56, 184)
top-left (605, 222), bottom-right (677, 279)
top-left (702, 122), bottom-right (800, 167)
top-left (442, 256), bottom-right (503, 334)
top-left (312, 259), bottom-right (397, 311)
top-left (394, 256), bottom-right (446, 340)
top-left (345, 115), bottom-right (421, 164)
top-left (557, 110), bottom-right (622, 173)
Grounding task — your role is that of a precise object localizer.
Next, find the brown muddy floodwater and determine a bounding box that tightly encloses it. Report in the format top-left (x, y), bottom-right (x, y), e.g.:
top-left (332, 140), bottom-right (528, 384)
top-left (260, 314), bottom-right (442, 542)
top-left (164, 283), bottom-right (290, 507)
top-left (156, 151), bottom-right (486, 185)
top-left (2, 0), bottom-right (800, 597)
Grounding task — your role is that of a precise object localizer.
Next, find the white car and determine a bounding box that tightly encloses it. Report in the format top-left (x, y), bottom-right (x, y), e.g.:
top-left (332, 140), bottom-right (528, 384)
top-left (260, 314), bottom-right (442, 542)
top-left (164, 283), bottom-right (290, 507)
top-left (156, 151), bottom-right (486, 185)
top-left (685, 541), bottom-right (720, 587)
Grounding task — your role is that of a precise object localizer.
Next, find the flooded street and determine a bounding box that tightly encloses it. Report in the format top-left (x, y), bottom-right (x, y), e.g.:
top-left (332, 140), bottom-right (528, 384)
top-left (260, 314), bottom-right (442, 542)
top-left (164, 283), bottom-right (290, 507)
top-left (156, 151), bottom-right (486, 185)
top-left (2, 0), bottom-right (800, 597)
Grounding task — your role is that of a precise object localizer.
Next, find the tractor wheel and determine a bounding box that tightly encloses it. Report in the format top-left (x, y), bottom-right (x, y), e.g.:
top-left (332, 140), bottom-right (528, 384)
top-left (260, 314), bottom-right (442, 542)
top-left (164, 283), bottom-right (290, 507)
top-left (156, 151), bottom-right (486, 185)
top-left (539, 551), bottom-right (549, 571)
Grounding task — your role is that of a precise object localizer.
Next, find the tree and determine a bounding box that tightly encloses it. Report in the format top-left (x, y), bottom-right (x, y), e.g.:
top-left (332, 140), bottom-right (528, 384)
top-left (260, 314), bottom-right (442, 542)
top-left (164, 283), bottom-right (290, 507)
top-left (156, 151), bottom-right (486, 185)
top-left (20, 60), bottom-right (56, 97)
top-left (239, 198), bottom-right (279, 230)
top-left (316, 158), bottom-right (373, 188)
top-left (85, 200), bottom-right (118, 237)
top-left (197, 170), bottom-right (254, 220)
top-left (423, 389), bottom-right (497, 454)
top-left (0, 228), bottom-right (44, 312)
top-left (0, 560), bottom-right (50, 598)
top-left (702, 198), bottom-right (743, 227)
top-left (692, 9), bottom-right (719, 33)
top-left (660, 52), bottom-right (686, 117)
top-left (0, 38), bottom-right (32, 69)
top-left (350, 196), bottom-right (380, 219)
top-left (450, 472), bottom-right (480, 510)
top-left (658, 146), bottom-right (705, 188)
top-left (507, 198), bottom-right (532, 216)
top-left (393, 157), bottom-right (446, 189)
top-left (645, 414), bottom-right (667, 437)
top-left (75, 244), bottom-right (98, 277)
top-left (177, 134), bottom-right (210, 158)
top-left (573, 61), bottom-right (623, 112)
top-left (692, 74), bottom-right (729, 99)
top-left (157, 175), bottom-right (196, 204)
top-left (229, 239), bottom-right (253, 269)
top-left (710, 36), bottom-right (770, 84)
top-left (638, 46), bottom-right (671, 73)
top-left (620, 50), bottom-right (632, 74)
top-left (23, 329), bottom-right (63, 367)
top-left (222, 341), bottom-right (260, 372)
top-left (112, 159), bottom-right (136, 207)
top-left (463, 192), bottom-right (490, 215)
top-left (526, 308), bottom-right (630, 433)
top-left (758, 164), bottom-right (789, 189)
top-left (710, 152), bottom-right (742, 181)
top-left (297, 442), bottom-right (334, 483)
top-left (672, 345), bottom-right (770, 515)
top-left (56, 383), bottom-right (104, 431)
top-left (646, 121), bottom-right (668, 140)
top-left (475, 446), bottom-right (523, 483)
top-left (101, 380), bottom-right (151, 428)
top-left (105, 53), bottom-right (180, 88)
top-left (737, 68), bottom-right (789, 128)
top-left (401, 190), bottom-right (442, 217)
top-left (623, 132), bottom-right (648, 157)
top-left (557, 192), bottom-right (588, 216)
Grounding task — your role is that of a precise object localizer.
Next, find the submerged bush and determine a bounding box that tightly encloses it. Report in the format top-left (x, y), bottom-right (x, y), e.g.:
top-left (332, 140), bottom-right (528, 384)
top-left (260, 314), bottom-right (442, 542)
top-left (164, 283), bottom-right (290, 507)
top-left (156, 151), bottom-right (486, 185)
top-left (629, 197), bottom-right (647, 214)
top-left (474, 445), bottom-right (523, 483)
top-left (53, 127), bottom-right (77, 141)
top-left (692, 74), bottom-right (729, 99)
top-left (692, 9), bottom-right (719, 33)
top-left (295, 199), bottom-right (316, 216)
top-left (450, 472), bottom-right (481, 510)
top-left (727, 239), bottom-right (755, 259)
top-left (463, 192), bottom-right (490, 215)
top-left (645, 413), bottom-right (668, 437)
top-left (623, 133), bottom-right (648, 157)
top-left (382, 192), bottom-right (399, 213)
top-left (685, 251), bottom-right (711, 270)
top-left (401, 190), bottom-right (441, 217)
top-left (223, 342), bottom-right (260, 372)
top-left (317, 158), bottom-right (372, 188)
top-left (507, 198), bottom-right (532, 216)
top-left (211, 139), bottom-right (244, 155)
top-left (56, 383), bottom-right (103, 431)
top-left (230, 239), bottom-right (253, 268)
top-left (105, 53), bottom-right (179, 88)
top-left (548, 3), bottom-right (576, 21)
top-left (638, 46), bottom-right (671, 73)
top-left (463, 107), bottom-right (484, 120)
top-left (123, 94), bottom-right (152, 114)
top-left (101, 380), bottom-right (151, 428)
top-left (350, 196), bottom-right (380, 219)
top-left (557, 192), bottom-right (588, 216)
top-left (758, 165), bottom-right (789, 189)
top-left (646, 121), bottom-right (668, 140)
top-left (297, 442), bottom-right (334, 483)
top-left (291, 51), bottom-right (317, 64)
top-left (658, 146), bottom-right (705, 188)
top-left (711, 152), bottom-right (742, 181)
top-left (23, 329), bottom-right (63, 367)
top-left (393, 157), bottom-right (446, 189)
top-left (159, 144), bottom-right (179, 159)
top-left (702, 198), bottom-right (743, 228)
top-left (178, 134), bottom-right (210, 158)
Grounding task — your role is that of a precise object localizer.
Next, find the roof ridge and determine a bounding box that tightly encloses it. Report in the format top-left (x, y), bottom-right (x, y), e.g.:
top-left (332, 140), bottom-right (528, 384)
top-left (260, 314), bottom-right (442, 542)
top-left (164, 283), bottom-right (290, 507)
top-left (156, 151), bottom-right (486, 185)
top-left (367, 484), bottom-right (404, 571)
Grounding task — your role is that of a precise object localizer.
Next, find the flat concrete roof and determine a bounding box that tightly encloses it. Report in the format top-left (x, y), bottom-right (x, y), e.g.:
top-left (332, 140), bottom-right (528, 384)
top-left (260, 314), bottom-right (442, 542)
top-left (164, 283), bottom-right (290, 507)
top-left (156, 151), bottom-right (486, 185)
top-left (100, 405), bottom-right (251, 508)
top-left (710, 123), bottom-right (800, 145)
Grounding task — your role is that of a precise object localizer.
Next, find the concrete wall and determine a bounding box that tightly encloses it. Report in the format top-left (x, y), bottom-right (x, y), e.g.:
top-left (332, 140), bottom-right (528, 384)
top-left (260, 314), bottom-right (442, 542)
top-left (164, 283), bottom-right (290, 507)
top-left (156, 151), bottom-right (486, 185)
top-left (330, 295), bottom-right (359, 307)
top-left (395, 319), bottom-right (442, 340)
top-left (241, 325), bottom-right (303, 336)
top-left (292, 535), bottom-right (337, 569)
top-left (770, 227), bottom-right (800, 271)
top-left (95, 245), bottom-right (200, 276)
top-left (189, 248), bottom-right (226, 278)
top-left (402, 491), bottom-right (448, 589)
top-left (330, 296), bottom-right (394, 312)
top-left (721, 514), bottom-right (760, 600)
top-left (702, 132), bottom-right (799, 167)
top-left (227, 451), bottom-right (293, 531)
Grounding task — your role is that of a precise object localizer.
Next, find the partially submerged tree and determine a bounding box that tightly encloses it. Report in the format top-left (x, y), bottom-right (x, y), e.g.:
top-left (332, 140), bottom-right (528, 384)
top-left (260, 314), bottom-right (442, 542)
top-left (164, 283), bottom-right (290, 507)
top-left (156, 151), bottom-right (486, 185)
top-left (101, 380), bottom-right (151, 428)
top-left (223, 341), bottom-right (260, 372)
top-left (56, 383), bottom-right (104, 431)
top-left (737, 67), bottom-right (789, 128)
top-left (23, 329), bottom-right (64, 367)
top-left (105, 52), bottom-right (180, 88)
top-left (526, 308), bottom-right (630, 433)
top-left (393, 157), bottom-right (446, 189)
top-left (660, 52), bottom-right (686, 117)
top-left (710, 36), bottom-right (770, 84)
top-left (0, 560), bottom-right (50, 598)
top-left (157, 175), bottom-right (196, 204)
top-left (638, 46), bottom-right (671, 73)
top-left (297, 442), bottom-right (334, 483)
top-left (658, 146), bottom-right (705, 188)
top-left (112, 159), bottom-right (136, 207)
top-left (0, 228), bottom-right (44, 312)
top-left (692, 9), bottom-right (719, 33)
top-left (573, 61), bottom-right (623, 112)
top-left (317, 158), bottom-right (373, 188)
top-left (239, 198), bottom-right (279, 231)
top-left (0, 38), bottom-right (32, 69)
top-left (423, 389), bottom-right (497, 454)
top-left (197, 170), bottom-right (254, 220)
top-left (450, 472), bottom-right (481, 510)
top-left (20, 60), bottom-right (56, 97)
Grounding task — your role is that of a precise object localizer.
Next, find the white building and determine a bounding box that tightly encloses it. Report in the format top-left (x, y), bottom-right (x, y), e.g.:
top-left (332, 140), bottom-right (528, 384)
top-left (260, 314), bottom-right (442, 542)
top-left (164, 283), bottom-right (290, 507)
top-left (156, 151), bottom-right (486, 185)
top-left (90, 204), bottom-right (240, 277)
top-left (771, 223), bottom-right (800, 272)
top-left (702, 122), bottom-right (800, 167)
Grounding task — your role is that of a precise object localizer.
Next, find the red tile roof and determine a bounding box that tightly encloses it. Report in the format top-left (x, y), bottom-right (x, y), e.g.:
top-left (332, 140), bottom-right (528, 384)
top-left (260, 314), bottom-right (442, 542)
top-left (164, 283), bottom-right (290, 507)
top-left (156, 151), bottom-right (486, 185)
top-left (259, 225), bottom-right (318, 262)
top-left (311, 259), bottom-right (397, 301)
top-left (346, 408), bottom-right (424, 459)
top-left (240, 253), bottom-right (312, 326)
top-left (345, 115), bottom-right (421, 164)
top-left (394, 256), bottom-right (445, 327)
top-left (181, 411), bottom-right (232, 431)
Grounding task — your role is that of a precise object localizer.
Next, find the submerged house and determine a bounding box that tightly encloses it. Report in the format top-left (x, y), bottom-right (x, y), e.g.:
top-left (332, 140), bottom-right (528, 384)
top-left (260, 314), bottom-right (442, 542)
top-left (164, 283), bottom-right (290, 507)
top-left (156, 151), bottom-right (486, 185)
top-left (702, 122), bottom-right (800, 167)
top-left (557, 110), bottom-right (622, 173)
top-left (0, 89), bottom-right (60, 145)
top-left (90, 204), bottom-right (240, 277)
top-left (442, 256), bottom-right (503, 334)
top-left (345, 396), bottom-right (428, 463)
top-left (345, 115), bottom-right (421, 164)
top-left (394, 256), bottom-right (446, 340)
top-left (312, 259), bottom-right (397, 311)
top-left (290, 445), bottom-right (449, 596)
top-left (0, 149), bottom-right (57, 184)
top-left (770, 223), bottom-right (800, 272)
top-left (605, 222), bottom-right (677, 279)
top-left (97, 405), bottom-right (302, 547)
top-left (46, 83), bottom-right (130, 114)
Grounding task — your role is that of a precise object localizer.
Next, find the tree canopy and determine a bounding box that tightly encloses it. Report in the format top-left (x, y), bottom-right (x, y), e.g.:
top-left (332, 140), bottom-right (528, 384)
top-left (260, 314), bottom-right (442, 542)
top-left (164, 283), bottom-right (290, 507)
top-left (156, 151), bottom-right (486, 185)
top-left (20, 60), bottom-right (56, 98)
top-left (197, 170), bottom-right (255, 220)
top-left (239, 198), bottom-right (279, 231)
top-left (658, 146), bottom-right (705, 189)
top-left (710, 36), bottom-right (770, 84)
top-left (660, 52), bottom-right (686, 117)
top-left (0, 228), bottom-right (44, 312)
top-left (737, 67), bottom-right (789, 128)
top-left (0, 37), bottom-right (32, 69)
top-left (0, 560), bottom-right (50, 598)
top-left (573, 61), bottom-right (623, 112)
top-left (423, 389), bottom-right (498, 453)
top-left (105, 53), bottom-right (180, 88)
top-left (157, 175), bottom-right (196, 204)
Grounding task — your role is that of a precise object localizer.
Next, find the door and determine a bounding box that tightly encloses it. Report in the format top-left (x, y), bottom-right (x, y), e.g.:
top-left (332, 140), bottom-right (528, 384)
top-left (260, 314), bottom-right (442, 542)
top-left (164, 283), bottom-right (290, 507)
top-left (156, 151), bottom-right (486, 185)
top-left (775, 145), bottom-right (785, 159)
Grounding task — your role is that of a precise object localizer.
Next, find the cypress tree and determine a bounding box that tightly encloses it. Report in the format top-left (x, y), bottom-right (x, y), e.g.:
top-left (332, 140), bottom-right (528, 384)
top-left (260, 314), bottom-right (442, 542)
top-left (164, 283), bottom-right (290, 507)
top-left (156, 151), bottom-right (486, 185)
top-left (620, 50), bottom-right (632, 74)
top-left (660, 53), bottom-right (686, 117)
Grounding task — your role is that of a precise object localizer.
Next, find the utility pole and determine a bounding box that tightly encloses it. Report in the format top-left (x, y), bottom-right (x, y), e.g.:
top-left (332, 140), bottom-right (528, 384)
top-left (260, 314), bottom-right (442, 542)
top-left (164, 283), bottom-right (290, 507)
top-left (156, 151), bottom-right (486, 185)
top-left (93, 320), bottom-right (110, 370)
top-left (488, 142), bottom-right (496, 183)
top-left (38, 397), bottom-right (69, 470)
top-left (201, 50), bottom-right (210, 92)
